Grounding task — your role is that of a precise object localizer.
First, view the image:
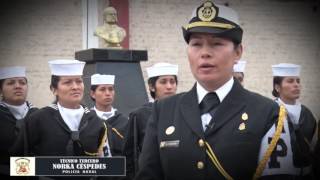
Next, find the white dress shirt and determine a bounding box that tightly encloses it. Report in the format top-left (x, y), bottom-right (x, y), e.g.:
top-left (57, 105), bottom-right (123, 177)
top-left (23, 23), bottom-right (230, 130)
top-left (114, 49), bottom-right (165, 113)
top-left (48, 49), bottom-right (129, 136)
top-left (196, 77), bottom-right (234, 131)
top-left (277, 98), bottom-right (301, 125)
top-left (93, 106), bottom-right (116, 157)
top-left (94, 106), bottom-right (116, 120)
top-left (3, 101), bottom-right (29, 120)
top-left (58, 103), bottom-right (84, 131)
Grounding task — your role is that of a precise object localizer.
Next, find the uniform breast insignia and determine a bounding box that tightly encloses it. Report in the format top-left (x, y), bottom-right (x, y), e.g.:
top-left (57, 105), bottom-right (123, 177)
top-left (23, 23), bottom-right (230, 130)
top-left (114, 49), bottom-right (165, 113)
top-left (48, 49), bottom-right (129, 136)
top-left (241, 112), bottom-right (248, 121)
top-left (239, 113), bottom-right (248, 130)
top-left (165, 126), bottom-right (175, 135)
top-left (238, 122), bottom-right (246, 131)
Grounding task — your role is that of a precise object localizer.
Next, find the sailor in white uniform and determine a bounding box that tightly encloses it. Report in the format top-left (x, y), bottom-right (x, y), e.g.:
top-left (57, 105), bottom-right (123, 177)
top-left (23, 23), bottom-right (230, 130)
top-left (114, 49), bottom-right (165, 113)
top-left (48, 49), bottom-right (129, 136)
top-left (24, 60), bottom-right (105, 158)
top-left (90, 74), bottom-right (127, 157)
top-left (258, 63), bottom-right (317, 179)
top-left (0, 66), bottom-right (38, 176)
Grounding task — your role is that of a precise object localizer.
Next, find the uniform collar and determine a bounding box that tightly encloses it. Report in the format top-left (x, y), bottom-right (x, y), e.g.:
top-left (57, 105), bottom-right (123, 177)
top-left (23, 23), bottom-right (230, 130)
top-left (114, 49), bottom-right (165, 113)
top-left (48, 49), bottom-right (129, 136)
top-left (49, 103), bottom-right (90, 114)
top-left (57, 102), bottom-right (84, 131)
top-left (276, 98), bottom-right (300, 106)
top-left (196, 77), bottom-right (234, 104)
top-left (1, 101), bottom-right (29, 120)
top-left (93, 106), bottom-right (117, 120)
top-left (276, 98), bottom-right (301, 125)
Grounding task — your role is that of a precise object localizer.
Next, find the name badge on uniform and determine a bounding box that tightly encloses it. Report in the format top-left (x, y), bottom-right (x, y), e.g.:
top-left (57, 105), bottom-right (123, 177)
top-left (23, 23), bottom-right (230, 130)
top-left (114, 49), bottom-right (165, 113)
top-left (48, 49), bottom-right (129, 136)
top-left (160, 140), bottom-right (180, 149)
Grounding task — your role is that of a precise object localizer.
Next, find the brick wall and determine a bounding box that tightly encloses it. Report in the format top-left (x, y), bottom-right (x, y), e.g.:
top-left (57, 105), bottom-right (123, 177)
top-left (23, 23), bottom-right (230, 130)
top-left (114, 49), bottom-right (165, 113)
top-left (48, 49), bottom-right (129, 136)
top-left (0, 0), bottom-right (83, 106)
top-left (0, 0), bottom-right (319, 119)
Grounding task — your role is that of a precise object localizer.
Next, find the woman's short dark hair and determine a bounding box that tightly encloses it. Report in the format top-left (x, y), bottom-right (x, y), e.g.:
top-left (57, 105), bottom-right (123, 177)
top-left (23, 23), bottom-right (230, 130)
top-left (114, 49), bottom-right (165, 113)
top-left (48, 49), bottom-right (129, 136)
top-left (90, 85), bottom-right (99, 102)
top-left (50, 75), bottom-right (60, 90)
top-left (147, 75), bottom-right (178, 99)
top-left (233, 40), bottom-right (241, 48)
top-left (0, 80), bottom-right (4, 99)
top-left (50, 75), bottom-right (60, 102)
top-left (0, 79), bottom-right (4, 90)
top-left (272, 76), bottom-right (284, 97)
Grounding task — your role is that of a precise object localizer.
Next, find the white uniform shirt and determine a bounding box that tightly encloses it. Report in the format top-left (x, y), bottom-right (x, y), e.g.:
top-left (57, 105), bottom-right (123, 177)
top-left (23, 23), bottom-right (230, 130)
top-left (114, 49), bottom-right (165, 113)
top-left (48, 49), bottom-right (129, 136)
top-left (94, 106), bottom-right (116, 120)
top-left (93, 106), bottom-right (116, 157)
top-left (196, 78), bottom-right (234, 131)
top-left (3, 101), bottom-right (29, 120)
top-left (278, 98), bottom-right (301, 125)
top-left (57, 103), bottom-right (84, 131)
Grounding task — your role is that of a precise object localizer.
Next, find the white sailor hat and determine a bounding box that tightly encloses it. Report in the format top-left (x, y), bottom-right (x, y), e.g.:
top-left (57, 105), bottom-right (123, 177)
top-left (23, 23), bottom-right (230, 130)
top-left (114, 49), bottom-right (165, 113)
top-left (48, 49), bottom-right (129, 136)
top-left (146, 62), bottom-right (179, 79)
top-left (48, 59), bottom-right (85, 76)
top-left (272, 63), bottom-right (301, 77)
top-left (182, 0), bottom-right (243, 43)
top-left (91, 74), bottom-right (115, 85)
top-left (233, 60), bottom-right (246, 73)
top-left (0, 66), bottom-right (26, 80)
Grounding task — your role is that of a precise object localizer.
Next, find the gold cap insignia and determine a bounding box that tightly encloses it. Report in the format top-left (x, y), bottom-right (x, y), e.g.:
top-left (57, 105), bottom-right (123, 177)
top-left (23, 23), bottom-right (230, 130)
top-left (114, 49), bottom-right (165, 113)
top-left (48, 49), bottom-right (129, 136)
top-left (241, 113), bottom-right (248, 121)
top-left (165, 126), bottom-right (175, 135)
top-left (238, 122), bottom-right (246, 130)
top-left (198, 1), bottom-right (217, 22)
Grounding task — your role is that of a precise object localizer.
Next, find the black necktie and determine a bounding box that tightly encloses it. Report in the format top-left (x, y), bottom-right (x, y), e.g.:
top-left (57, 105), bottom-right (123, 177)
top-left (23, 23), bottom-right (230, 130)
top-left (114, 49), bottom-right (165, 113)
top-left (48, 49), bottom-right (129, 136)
top-left (199, 92), bottom-right (220, 115)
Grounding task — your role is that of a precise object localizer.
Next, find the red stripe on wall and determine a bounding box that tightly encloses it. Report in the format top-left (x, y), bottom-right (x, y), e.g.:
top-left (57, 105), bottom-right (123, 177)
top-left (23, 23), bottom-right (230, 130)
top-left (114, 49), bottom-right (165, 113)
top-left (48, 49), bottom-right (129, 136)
top-left (110, 0), bottom-right (129, 49)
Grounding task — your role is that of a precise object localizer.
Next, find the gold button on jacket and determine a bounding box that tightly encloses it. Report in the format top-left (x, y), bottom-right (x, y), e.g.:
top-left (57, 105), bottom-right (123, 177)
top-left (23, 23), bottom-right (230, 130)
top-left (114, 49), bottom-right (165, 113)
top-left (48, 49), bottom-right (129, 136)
top-left (197, 161), bottom-right (204, 169)
top-left (198, 139), bottom-right (205, 147)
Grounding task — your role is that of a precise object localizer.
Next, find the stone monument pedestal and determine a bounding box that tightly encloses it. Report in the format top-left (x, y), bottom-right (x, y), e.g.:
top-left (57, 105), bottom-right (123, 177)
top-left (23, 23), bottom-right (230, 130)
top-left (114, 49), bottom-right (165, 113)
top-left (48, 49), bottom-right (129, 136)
top-left (75, 48), bottom-right (148, 116)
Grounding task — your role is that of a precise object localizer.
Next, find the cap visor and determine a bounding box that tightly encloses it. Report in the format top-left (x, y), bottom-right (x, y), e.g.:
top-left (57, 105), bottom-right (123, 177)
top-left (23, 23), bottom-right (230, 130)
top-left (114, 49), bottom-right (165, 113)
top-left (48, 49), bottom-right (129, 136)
top-left (183, 26), bottom-right (242, 43)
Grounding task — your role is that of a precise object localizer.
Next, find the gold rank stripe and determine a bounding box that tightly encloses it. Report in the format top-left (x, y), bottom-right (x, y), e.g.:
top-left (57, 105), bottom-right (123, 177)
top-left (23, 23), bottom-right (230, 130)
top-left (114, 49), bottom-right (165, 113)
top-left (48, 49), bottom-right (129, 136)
top-left (205, 141), bottom-right (233, 180)
top-left (112, 127), bottom-right (124, 139)
top-left (185, 21), bottom-right (235, 30)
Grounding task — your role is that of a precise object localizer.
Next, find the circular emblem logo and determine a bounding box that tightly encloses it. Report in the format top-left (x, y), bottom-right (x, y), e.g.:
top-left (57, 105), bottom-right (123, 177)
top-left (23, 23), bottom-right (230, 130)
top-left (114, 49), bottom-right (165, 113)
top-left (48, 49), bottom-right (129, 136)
top-left (165, 126), bottom-right (175, 135)
top-left (198, 1), bottom-right (216, 22)
top-left (15, 158), bottom-right (30, 175)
